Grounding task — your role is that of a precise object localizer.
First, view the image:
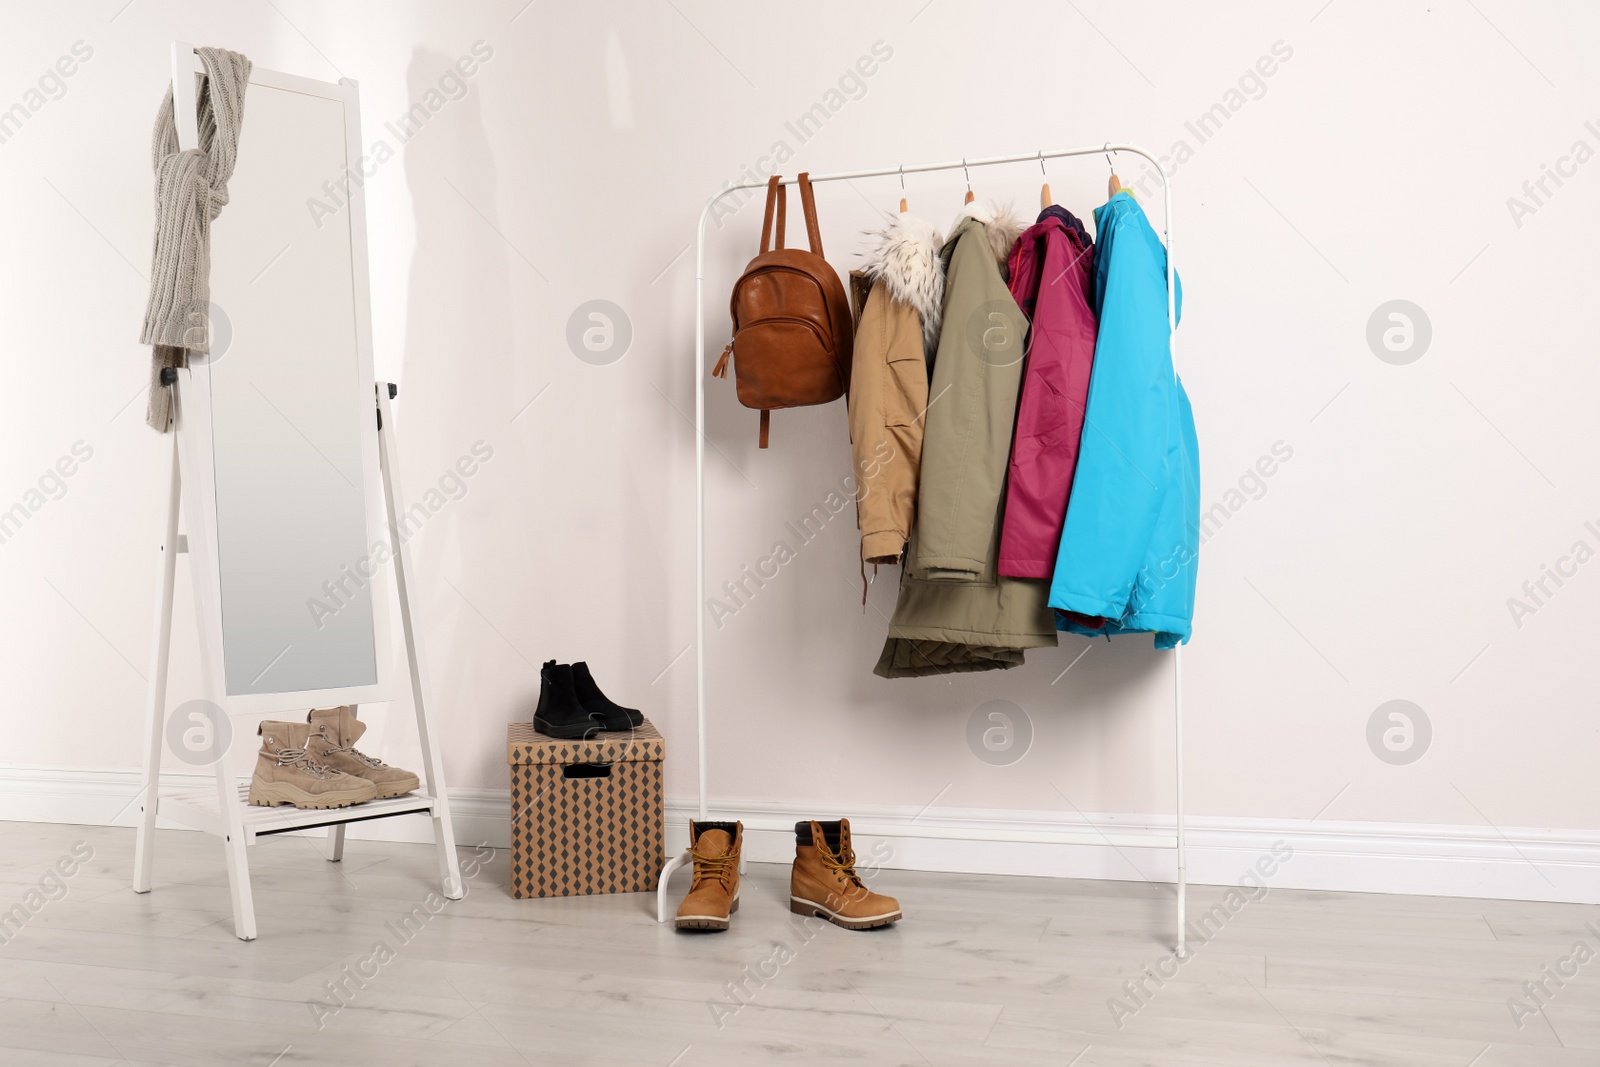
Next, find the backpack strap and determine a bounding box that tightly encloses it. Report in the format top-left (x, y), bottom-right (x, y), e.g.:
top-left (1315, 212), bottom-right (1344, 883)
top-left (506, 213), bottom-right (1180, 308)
top-left (759, 409), bottom-right (770, 449)
top-left (759, 176), bottom-right (788, 253)
top-left (797, 172), bottom-right (823, 257)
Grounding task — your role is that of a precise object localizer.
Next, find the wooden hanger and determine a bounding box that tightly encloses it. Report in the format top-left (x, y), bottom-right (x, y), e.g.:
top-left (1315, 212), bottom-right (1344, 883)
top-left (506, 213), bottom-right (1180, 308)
top-left (1038, 150), bottom-right (1052, 209)
top-left (963, 158), bottom-right (975, 204)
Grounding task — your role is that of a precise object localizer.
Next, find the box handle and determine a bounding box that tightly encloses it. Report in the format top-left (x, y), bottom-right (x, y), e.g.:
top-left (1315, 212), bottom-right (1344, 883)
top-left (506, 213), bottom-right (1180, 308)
top-left (563, 763), bottom-right (613, 780)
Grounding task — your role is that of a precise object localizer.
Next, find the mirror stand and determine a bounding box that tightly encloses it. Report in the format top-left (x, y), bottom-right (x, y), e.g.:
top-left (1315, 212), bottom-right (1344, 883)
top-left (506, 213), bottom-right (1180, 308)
top-left (130, 383), bottom-right (464, 941)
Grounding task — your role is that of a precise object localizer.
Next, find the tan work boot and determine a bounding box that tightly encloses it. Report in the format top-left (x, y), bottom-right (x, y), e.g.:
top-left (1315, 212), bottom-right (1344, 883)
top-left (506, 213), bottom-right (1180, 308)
top-left (675, 821), bottom-right (742, 931)
top-left (307, 706), bottom-right (420, 800)
top-left (790, 819), bottom-right (901, 930)
top-left (249, 722), bottom-right (378, 809)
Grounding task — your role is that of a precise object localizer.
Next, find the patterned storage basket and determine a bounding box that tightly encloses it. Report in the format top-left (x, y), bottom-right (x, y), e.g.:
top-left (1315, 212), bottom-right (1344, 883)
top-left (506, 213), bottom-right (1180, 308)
top-left (505, 720), bottom-right (665, 898)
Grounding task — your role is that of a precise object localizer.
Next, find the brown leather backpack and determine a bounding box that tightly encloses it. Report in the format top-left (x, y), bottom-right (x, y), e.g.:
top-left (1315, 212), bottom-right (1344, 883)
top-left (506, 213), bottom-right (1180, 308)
top-left (713, 174), bottom-right (853, 448)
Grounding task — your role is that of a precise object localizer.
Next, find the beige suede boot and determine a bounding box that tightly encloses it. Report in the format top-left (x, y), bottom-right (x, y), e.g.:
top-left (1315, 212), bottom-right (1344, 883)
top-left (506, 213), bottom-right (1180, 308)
top-left (675, 821), bottom-right (741, 931)
top-left (307, 707), bottom-right (420, 800)
top-left (249, 722), bottom-right (377, 809)
top-left (790, 819), bottom-right (901, 930)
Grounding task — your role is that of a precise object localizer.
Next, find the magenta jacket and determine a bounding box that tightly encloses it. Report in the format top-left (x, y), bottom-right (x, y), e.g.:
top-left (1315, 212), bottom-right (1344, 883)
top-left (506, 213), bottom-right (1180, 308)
top-left (998, 206), bottom-right (1098, 579)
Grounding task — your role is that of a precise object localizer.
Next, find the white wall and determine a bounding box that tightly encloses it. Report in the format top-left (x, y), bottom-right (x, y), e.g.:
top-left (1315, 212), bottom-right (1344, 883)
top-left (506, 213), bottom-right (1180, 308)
top-left (3, 1), bottom-right (1599, 893)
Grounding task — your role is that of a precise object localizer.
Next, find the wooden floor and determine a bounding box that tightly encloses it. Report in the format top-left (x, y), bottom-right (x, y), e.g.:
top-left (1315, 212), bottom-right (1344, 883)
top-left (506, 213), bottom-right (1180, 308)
top-left (0, 822), bottom-right (1597, 1065)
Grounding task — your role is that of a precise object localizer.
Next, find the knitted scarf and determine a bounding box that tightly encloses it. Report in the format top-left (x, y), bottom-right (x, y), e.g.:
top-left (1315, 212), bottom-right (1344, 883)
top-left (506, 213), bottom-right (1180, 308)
top-left (141, 46), bottom-right (251, 432)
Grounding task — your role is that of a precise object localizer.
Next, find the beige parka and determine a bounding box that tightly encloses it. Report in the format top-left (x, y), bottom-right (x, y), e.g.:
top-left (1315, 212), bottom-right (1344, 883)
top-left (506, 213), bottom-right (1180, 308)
top-left (847, 211), bottom-right (945, 566)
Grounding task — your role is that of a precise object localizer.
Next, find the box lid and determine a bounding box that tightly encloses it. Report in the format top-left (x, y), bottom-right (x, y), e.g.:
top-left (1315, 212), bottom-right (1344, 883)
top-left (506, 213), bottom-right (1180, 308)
top-left (506, 718), bottom-right (664, 766)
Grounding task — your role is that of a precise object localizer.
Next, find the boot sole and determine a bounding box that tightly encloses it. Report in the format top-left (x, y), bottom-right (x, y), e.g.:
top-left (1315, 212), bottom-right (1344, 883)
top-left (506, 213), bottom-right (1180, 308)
top-left (369, 780), bottom-right (420, 800)
top-left (248, 782), bottom-right (376, 809)
top-left (532, 717), bottom-right (604, 741)
top-left (789, 895), bottom-right (901, 930)
top-left (675, 896), bottom-right (738, 932)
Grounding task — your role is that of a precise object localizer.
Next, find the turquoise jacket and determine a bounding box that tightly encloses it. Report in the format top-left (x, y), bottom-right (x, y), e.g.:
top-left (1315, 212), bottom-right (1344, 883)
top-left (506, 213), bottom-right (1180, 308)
top-left (1048, 192), bottom-right (1198, 649)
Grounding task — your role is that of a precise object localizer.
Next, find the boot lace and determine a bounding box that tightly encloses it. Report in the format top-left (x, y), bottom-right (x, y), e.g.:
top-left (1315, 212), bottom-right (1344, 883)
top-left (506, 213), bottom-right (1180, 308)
top-left (271, 745), bottom-right (338, 779)
top-left (819, 841), bottom-right (866, 891)
top-left (691, 847), bottom-right (737, 891)
top-left (323, 739), bottom-right (386, 768)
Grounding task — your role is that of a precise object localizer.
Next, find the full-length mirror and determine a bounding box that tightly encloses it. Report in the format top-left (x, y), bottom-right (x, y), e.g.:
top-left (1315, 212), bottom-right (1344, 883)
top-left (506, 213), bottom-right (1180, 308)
top-left (181, 69), bottom-right (390, 706)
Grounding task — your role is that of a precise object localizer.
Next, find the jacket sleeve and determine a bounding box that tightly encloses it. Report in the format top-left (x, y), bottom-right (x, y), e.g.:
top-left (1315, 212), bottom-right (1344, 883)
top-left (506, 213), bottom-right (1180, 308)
top-left (911, 225), bottom-right (1029, 581)
top-left (849, 279), bottom-right (927, 565)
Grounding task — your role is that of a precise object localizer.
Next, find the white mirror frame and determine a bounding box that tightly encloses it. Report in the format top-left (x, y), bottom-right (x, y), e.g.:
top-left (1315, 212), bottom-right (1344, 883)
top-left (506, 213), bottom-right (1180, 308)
top-left (169, 42), bottom-right (394, 717)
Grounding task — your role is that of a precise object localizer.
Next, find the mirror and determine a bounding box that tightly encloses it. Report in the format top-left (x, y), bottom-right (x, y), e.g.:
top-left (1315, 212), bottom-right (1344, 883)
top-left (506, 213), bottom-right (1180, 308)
top-left (179, 69), bottom-right (391, 707)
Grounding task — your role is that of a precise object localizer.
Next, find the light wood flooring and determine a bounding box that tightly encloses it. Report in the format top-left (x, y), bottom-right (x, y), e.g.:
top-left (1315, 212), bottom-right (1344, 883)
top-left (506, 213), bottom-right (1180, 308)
top-left (0, 821), bottom-right (1598, 1065)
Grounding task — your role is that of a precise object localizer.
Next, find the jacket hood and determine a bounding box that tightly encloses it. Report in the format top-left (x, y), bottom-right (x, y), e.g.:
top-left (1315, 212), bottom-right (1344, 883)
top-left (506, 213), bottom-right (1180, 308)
top-left (1010, 206), bottom-right (1096, 315)
top-left (861, 210), bottom-right (946, 354)
top-left (1038, 204), bottom-right (1092, 248)
top-left (951, 200), bottom-right (1028, 279)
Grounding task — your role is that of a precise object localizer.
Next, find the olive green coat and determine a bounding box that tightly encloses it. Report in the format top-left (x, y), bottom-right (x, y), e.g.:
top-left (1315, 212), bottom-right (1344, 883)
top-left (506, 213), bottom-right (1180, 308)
top-left (875, 206), bottom-right (1057, 678)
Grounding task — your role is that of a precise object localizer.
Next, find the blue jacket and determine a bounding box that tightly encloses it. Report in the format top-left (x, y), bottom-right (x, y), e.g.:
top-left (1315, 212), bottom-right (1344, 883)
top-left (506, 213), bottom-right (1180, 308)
top-left (1048, 192), bottom-right (1198, 649)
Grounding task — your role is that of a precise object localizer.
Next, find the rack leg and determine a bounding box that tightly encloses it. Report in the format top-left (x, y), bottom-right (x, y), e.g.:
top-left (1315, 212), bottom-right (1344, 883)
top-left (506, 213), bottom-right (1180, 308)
top-left (134, 438), bottom-right (182, 894)
top-left (221, 836), bottom-right (257, 941)
top-left (431, 804), bottom-right (463, 900)
top-left (216, 759), bottom-right (256, 940)
top-left (377, 384), bottom-right (463, 900)
top-left (1175, 644), bottom-right (1187, 955)
top-left (656, 849), bottom-right (691, 923)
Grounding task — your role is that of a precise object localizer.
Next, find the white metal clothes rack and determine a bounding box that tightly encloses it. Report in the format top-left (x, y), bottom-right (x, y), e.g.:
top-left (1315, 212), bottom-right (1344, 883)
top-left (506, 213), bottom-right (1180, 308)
top-left (655, 144), bottom-right (1190, 952)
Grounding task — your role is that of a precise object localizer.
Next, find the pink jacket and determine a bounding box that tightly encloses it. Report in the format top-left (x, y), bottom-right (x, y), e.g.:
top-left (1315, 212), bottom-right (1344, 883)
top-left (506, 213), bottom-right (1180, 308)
top-left (998, 207), bottom-right (1098, 579)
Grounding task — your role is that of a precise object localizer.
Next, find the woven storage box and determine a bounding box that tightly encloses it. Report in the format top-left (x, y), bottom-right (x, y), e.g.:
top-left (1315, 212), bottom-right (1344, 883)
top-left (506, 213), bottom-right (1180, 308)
top-left (506, 719), bottom-right (665, 899)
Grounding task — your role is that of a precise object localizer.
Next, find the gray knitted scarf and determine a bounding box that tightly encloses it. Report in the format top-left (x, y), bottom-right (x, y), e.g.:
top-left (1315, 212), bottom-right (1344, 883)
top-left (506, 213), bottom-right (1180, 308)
top-left (141, 46), bottom-right (251, 432)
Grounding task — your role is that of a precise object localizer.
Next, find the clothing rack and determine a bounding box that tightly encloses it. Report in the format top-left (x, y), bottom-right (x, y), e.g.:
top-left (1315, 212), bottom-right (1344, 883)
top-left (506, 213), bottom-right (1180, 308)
top-left (657, 144), bottom-right (1188, 952)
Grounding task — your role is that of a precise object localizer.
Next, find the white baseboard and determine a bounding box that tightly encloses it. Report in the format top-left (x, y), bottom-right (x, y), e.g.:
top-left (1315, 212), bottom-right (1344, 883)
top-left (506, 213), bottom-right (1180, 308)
top-left (678, 798), bottom-right (1600, 905)
top-left (0, 766), bottom-right (507, 855)
top-left (4, 767), bottom-right (1599, 904)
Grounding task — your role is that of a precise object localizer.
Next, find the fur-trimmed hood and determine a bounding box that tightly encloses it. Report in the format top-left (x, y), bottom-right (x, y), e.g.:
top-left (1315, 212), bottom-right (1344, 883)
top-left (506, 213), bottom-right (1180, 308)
top-left (861, 211), bottom-right (945, 355)
top-left (951, 200), bottom-right (1028, 280)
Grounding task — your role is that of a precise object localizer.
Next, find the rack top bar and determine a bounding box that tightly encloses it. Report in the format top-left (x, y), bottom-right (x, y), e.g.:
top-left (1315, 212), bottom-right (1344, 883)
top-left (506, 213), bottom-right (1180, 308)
top-left (713, 142), bottom-right (1161, 194)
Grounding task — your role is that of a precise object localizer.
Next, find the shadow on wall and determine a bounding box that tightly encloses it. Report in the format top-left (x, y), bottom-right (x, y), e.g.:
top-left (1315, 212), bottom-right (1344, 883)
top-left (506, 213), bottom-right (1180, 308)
top-left (397, 46), bottom-right (528, 785)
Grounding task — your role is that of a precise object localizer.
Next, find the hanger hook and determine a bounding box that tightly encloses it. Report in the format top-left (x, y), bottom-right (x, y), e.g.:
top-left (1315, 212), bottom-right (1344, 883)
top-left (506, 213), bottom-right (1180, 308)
top-left (899, 163), bottom-right (905, 192)
top-left (1038, 149), bottom-right (1047, 176)
top-left (962, 157), bottom-right (971, 191)
top-left (1104, 142), bottom-right (1115, 172)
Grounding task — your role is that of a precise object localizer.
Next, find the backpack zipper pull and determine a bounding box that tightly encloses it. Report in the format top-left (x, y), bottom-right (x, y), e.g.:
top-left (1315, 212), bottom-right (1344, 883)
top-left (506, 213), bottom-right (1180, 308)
top-left (712, 342), bottom-right (732, 379)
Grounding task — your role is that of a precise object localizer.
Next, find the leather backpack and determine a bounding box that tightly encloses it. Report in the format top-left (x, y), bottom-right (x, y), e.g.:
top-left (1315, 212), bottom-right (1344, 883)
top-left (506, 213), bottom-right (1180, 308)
top-left (713, 174), bottom-right (853, 448)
